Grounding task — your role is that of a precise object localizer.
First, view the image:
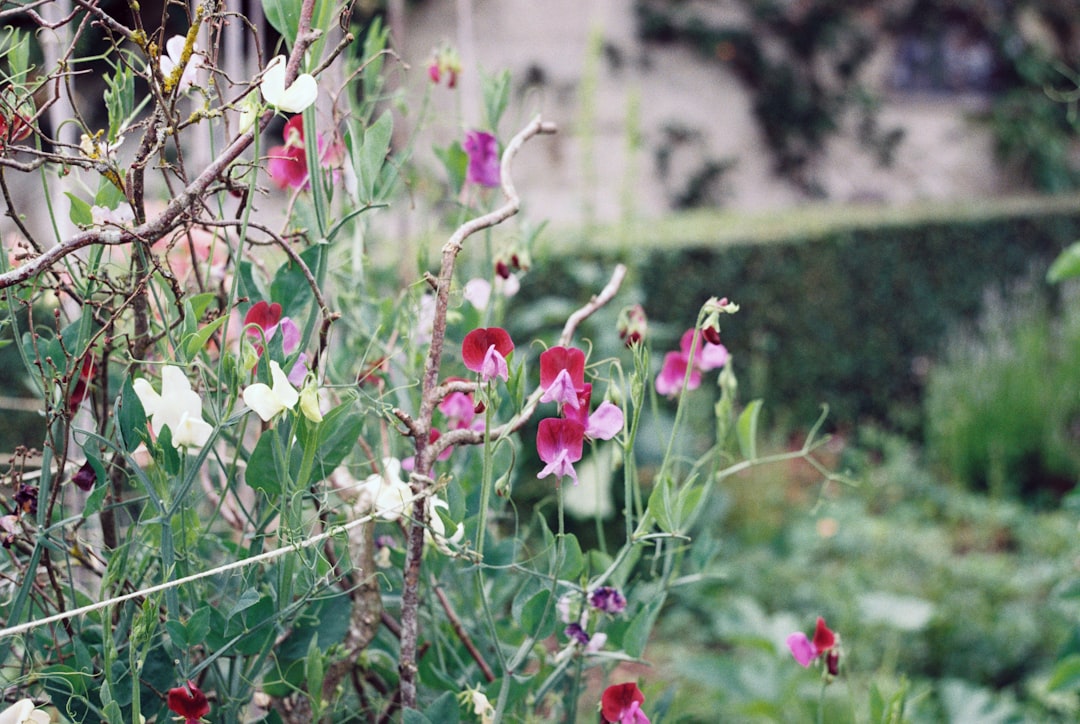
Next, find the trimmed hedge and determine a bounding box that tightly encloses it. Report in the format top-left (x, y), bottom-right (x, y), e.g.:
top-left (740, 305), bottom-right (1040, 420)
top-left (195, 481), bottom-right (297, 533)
top-left (527, 205), bottom-right (1080, 436)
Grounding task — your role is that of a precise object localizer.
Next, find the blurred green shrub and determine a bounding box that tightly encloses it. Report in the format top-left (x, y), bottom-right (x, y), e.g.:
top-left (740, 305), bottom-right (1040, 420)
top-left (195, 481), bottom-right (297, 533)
top-left (527, 206), bottom-right (1080, 435)
top-left (925, 285), bottom-right (1080, 500)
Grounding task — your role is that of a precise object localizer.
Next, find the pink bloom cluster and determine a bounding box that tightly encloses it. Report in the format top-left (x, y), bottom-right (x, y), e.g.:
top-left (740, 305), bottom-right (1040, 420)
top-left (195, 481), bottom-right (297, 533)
top-left (655, 328), bottom-right (729, 396)
top-left (536, 346), bottom-right (623, 484)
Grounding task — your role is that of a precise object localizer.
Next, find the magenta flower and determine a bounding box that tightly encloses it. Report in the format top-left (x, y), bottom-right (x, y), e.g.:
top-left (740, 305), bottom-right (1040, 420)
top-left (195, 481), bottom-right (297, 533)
top-left (601, 682), bottom-right (650, 724)
top-left (564, 384), bottom-right (623, 440)
top-left (536, 418), bottom-right (585, 484)
top-left (786, 617), bottom-right (840, 675)
top-left (462, 327), bottom-right (514, 382)
top-left (464, 130), bottom-right (500, 187)
top-left (655, 327), bottom-right (729, 396)
top-left (539, 346), bottom-right (586, 408)
top-left (245, 300), bottom-right (308, 384)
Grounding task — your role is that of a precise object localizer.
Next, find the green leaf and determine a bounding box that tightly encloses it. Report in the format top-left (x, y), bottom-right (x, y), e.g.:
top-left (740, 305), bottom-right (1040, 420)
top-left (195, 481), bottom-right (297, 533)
top-left (357, 110), bottom-right (393, 201)
top-left (1047, 241), bottom-right (1080, 283)
top-left (165, 619), bottom-right (187, 648)
top-left (82, 483), bottom-right (108, 519)
top-left (103, 63), bottom-right (133, 143)
top-left (182, 314), bottom-right (230, 360)
top-left (435, 142), bottom-right (468, 197)
top-left (118, 377), bottom-right (147, 452)
top-left (186, 607), bottom-right (211, 645)
top-left (246, 430), bottom-right (286, 496)
top-left (623, 598), bottom-right (663, 658)
top-left (402, 711), bottom-right (434, 724)
top-left (519, 589), bottom-right (555, 640)
top-left (270, 244), bottom-right (323, 319)
top-left (558, 533), bottom-right (584, 580)
top-left (423, 692), bottom-right (461, 724)
top-left (311, 400), bottom-right (363, 481)
top-left (228, 588), bottom-right (262, 619)
top-left (482, 68), bottom-right (512, 132)
top-left (1048, 654), bottom-right (1080, 691)
top-left (65, 192), bottom-right (93, 227)
top-left (647, 476), bottom-right (676, 534)
top-left (262, 0), bottom-right (302, 48)
top-left (736, 399), bottom-right (763, 461)
top-left (305, 635), bottom-right (324, 715)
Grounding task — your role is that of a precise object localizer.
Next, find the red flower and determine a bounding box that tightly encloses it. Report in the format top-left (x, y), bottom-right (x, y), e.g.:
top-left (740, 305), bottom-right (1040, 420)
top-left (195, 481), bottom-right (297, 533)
top-left (462, 327), bottom-right (514, 382)
top-left (536, 418), bottom-right (585, 484)
top-left (244, 300), bottom-right (283, 334)
top-left (167, 680), bottom-right (210, 723)
top-left (601, 682), bottom-right (650, 724)
top-left (267, 115), bottom-right (309, 190)
top-left (787, 616), bottom-right (841, 675)
top-left (539, 346), bottom-right (586, 408)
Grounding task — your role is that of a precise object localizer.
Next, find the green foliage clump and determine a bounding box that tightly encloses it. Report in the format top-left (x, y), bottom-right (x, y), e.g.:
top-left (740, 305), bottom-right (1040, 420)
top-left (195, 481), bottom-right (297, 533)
top-left (925, 286), bottom-right (1080, 499)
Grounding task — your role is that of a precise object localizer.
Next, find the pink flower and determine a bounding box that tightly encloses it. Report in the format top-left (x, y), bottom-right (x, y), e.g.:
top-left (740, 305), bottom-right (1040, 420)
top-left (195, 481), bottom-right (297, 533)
top-left (655, 328), bottom-right (729, 396)
top-left (536, 418), bottom-right (585, 484)
top-left (427, 45), bottom-right (461, 88)
top-left (462, 327), bottom-right (514, 383)
top-left (464, 130), bottom-right (500, 187)
top-left (601, 682), bottom-right (650, 724)
top-left (786, 617), bottom-right (840, 675)
top-left (564, 384), bottom-right (623, 440)
top-left (244, 300), bottom-right (307, 383)
top-left (167, 680), bottom-right (210, 723)
top-left (539, 346), bottom-right (586, 408)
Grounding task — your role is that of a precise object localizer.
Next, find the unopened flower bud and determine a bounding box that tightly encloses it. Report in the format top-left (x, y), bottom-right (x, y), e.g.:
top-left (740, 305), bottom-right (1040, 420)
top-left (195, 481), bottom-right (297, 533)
top-left (473, 400), bottom-right (486, 415)
top-left (617, 304), bottom-right (648, 347)
top-left (495, 259), bottom-right (511, 279)
top-left (701, 325), bottom-right (722, 346)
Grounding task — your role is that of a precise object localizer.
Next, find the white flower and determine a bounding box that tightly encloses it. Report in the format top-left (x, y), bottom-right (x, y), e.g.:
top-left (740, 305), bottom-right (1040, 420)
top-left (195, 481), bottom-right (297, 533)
top-left (463, 278), bottom-right (492, 311)
top-left (426, 495), bottom-right (464, 554)
top-left (356, 458), bottom-right (412, 521)
top-left (91, 202), bottom-right (134, 227)
top-left (159, 34), bottom-right (203, 93)
top-left (242, 361), bottom-right (299, 421)
top-left (0, 699), bottom-right (50, 724)
top-left (260, 55), bottom-right (317, 113)
top-left (133, 365), bottom-right (213, 449)
top-left (237, 95), bottom-right (260, 135)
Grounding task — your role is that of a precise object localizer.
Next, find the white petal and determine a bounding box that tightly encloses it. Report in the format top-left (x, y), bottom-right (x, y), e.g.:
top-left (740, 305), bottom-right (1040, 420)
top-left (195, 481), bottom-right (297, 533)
top-left (243, 382), bottom-right (285, 422)
top-left (132, 378), bottom-right (162, 416)
top-left (269, 361), bottom-right (299, 410)
top-left (165, 35), bottom-right (186, 63)
top-left (260, 55), bottom-right (318, 113)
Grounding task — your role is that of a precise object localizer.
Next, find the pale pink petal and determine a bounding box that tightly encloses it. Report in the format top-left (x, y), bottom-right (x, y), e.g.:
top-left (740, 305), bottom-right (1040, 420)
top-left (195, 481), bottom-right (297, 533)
top-left (586, 401), bottom-right (623, 440)
top-left (786, 632), bottom-right (816, 666)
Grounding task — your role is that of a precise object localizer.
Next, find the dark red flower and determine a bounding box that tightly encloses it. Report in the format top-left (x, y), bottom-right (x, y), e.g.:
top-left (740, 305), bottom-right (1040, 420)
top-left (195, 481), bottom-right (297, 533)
top-left (167, 680), bottom-right (209, 723)
top-left (462, 327), bottom-right (514, 382)
top-left (71, 460), bottom-right (97, 491)
top-left (601, 682), bottom-right (650, 724)
top-left (812, 616), bottom-right (836, 652)
top-left (244, 301), bottom-right (283, 335)
top-left (67, 355), bottom-right (95, 413)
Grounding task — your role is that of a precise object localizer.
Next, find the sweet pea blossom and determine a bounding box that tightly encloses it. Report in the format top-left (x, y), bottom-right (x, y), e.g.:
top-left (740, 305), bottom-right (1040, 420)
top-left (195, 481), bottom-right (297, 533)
top-left (260, 55), bottom-right (317, 113)
top-left (539, 346), bottom-right (586, 408)
top-left (356, 459), bottom-right (413, 521)
top-left (167, 680), bottom-right (210, 724)
top-left (266, 115), bottom-right (345, 191)
top-left (133, 365), bottom-right (214, 448)
top-left (786, 616), bottom-right (840, 675)
top-left (655, 328), bottom-right (729, 396)
top-left (244, 301), bottom-right (308, 384)
top-left (428, 45), bottom-right (461, 88)
top-left (0, 698), bottom-right (50, 724)
top-left (243, 361), bottom-right (299, 421)
top-left (601, 682), bottom-right (650, 724)
top-left (564, 384), bottom-right (624, 441)
top-left (462, 327), bottom-right (514, 383)
top-left (464, 130), bottom-right (500, 187)
top-left (159, 34), bottom-right (204, 93)
top-left (536, 418), bottom-right (586, 484)
top-left (588, 586), bottom-right (627, 614)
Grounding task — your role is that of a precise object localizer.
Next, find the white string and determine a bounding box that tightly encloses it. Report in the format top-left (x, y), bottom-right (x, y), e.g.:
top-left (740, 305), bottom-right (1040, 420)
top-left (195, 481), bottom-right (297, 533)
top-left (0, 501), bottom-right (410, 640)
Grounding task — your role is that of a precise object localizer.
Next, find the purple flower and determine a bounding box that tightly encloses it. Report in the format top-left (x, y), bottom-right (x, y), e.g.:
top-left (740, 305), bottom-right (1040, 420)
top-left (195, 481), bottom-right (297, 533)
top-left (588, 586), bottom-right (627, 614)
top-left (655, 328), bottom-right (729, 396)
top-left (464, 130), bottom-right (500, 187)
top-left (564, 622), bottom-right (590, 646)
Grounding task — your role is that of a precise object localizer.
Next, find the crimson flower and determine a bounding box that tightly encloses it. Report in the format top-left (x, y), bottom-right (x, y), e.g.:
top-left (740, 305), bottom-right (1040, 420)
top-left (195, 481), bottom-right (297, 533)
top-left (601, 682), bottom-right (650, 724)
top-left (167, 680), bottom-right (210, 723)
top-left (462, 327), bottom-right (514, 382)
top-left (536, 418), bottom-right (585, 484)
top-left (655, 328), bottom-right (729, 396)
top-left (245, 300), bottom-right (307, 383)
top-left (71, 460), bottom-right (97, 492)
top-left (539, 346), bottom-right (586, 408)
top-left (464, 130), bottom-right (500, 187)
top-left (245, 300), bottom-right (282, 332)
top-left (787, 616), bottom-right (840, 675)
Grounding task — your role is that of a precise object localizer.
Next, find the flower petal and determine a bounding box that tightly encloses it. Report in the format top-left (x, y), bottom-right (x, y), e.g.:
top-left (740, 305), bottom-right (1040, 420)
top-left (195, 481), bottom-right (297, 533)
top-left (261, 55), bottom-right (318, 113)
top-left (786, 631), bottom-right (817, 666)
top-left (586, 401), bottom-right (623, 440)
